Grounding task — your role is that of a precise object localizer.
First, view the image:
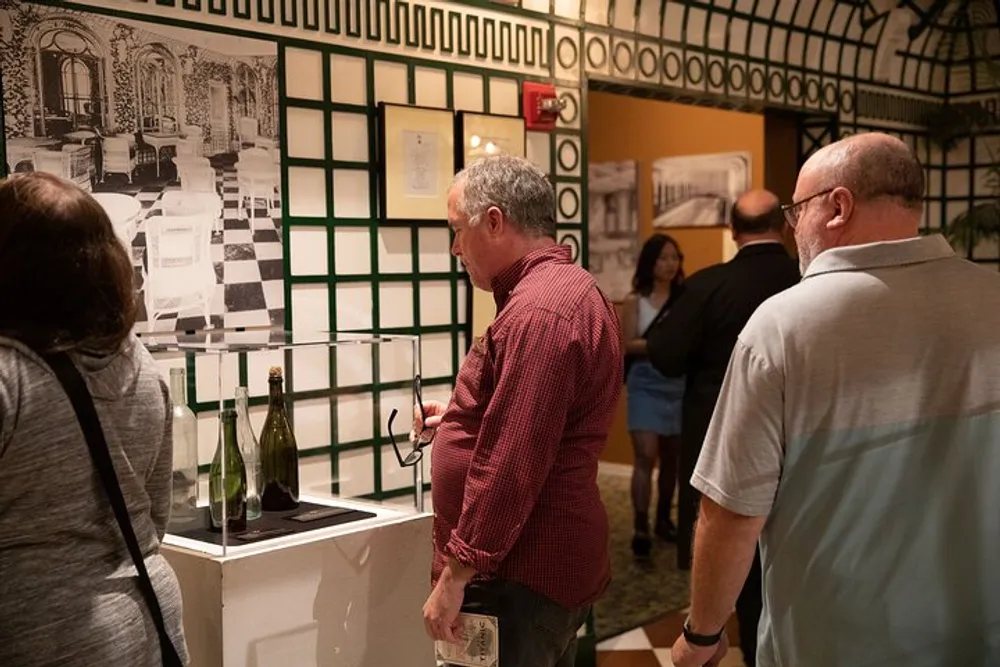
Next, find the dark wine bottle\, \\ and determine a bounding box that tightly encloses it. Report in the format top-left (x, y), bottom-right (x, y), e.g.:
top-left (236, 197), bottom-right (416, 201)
top-left (209, 408), bottom-right (248, 532)
top-left (260, 366), bottom-right (300, 511)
